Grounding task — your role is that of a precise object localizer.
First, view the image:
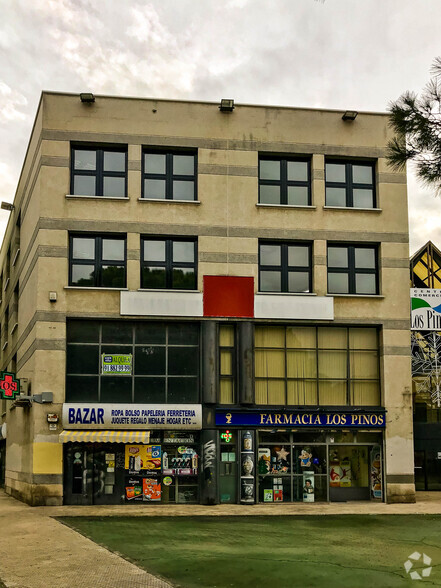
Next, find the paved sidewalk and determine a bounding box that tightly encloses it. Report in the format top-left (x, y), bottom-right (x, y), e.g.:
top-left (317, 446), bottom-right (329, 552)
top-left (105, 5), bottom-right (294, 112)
top-left (0, 491), bottom-right (172, 588)
top-left (2, 490), bottom-right (441, 588)
top-left (35, 490), bottom-right (441, 517)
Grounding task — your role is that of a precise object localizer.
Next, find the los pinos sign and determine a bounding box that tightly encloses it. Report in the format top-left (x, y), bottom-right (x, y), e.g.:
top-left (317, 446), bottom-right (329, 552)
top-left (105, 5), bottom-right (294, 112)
top-left (411, 289), bottom-right (441, 330)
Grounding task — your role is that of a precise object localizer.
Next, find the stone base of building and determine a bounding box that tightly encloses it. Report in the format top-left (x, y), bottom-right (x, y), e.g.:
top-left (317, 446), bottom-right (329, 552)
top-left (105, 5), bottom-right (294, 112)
top-left (386, 483), bottom-right (416, 503)
top-left (5, 476), bottom-right (63, 507)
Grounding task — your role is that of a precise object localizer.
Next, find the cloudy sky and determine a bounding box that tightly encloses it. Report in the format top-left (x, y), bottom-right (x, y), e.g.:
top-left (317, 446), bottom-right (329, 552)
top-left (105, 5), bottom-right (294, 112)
top-left (0, 0), bottom-right (440, 254)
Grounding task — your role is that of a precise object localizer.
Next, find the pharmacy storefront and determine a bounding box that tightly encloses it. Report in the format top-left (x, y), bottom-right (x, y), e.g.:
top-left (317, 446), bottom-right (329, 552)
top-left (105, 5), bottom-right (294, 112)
top-left (60, 404), bottom-right (202, 505)
top-left (216, 409), bottom-right (385, 504)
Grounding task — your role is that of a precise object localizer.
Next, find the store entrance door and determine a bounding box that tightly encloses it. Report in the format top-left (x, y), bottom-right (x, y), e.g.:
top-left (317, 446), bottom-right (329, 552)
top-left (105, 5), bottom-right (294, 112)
top-left (219, 434), bottom-right (238, 504)
top-left (414, 450), bottom-right (441, 491)
top-left (64, 444), bottom-right (125, 505)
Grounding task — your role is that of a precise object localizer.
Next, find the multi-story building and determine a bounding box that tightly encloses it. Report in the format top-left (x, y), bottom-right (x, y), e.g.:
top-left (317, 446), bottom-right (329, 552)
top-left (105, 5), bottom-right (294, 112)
top-left (0, 93), bottom-right (414, 506)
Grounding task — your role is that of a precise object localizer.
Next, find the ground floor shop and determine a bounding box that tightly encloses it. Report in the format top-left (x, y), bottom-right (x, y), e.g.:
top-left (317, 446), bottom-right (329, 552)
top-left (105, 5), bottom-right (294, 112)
top-left (63, 431), bottom-right (200, 505)
top-left (217, 429), bottom-right (383, 504)
top-left (215, 408), bottom-right (385, 504)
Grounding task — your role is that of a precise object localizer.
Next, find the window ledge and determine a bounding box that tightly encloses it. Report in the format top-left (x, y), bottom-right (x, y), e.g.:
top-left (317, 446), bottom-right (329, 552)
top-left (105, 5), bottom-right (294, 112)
top-left (326, 293), bottom-right (384, 298)
top-left (323, 206), bottom-right (382, 212)
top-left (3, 278), bottom-right (9, 292)
top-left (257, 292), bottom-right (317, 296)
top-left (256, 203), bottom-right (316, 210)
top-left (10, 323), bottom-right (18, 335)
top-left (138, 198), bottom-right (201, 205)
top-left (66, 195), bottom-right (128, 201)
top-left (138, 289), bottom-right (201, 293)
top-left (64, 286), bottom-right (129, 291)
top-left (2, 342), bottom-right (7, 351)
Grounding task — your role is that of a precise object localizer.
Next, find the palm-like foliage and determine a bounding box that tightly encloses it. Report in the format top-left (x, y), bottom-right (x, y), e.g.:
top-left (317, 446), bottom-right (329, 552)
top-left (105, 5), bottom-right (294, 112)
top-left (387, 58), bottom-right (441, 194)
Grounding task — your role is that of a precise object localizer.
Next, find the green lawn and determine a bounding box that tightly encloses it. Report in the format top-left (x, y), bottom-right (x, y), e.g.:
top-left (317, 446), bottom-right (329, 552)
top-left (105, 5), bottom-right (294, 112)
top-left (59, 515), bottom-right (441, 587)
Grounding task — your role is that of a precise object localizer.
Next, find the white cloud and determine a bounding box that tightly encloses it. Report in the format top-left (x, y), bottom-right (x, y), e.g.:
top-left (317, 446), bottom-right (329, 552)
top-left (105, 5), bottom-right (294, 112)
top-left (0, 82), bottom-right (28, 122)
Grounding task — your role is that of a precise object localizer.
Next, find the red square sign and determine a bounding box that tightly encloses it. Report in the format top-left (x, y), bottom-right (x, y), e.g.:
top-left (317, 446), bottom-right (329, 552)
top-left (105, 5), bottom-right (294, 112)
top-left (203, 276), bottom-right (254, 318)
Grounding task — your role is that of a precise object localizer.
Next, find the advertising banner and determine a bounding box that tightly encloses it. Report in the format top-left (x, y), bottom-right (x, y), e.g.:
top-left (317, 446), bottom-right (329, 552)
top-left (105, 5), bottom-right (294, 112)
top-left (370, 445), bottom-right (383, 500)
top-left (124, 445), bottom-right (161, 472)
top-left (101, 354), bottom-right (132, 375)
top-left (411, 288), bottom-right (441, 330)
top-left (63, 404), bottom-right (202, 430)
top-left (143, 478), bottom-right (161, 501)
top-left (216, 410), bottom-right (385, 429)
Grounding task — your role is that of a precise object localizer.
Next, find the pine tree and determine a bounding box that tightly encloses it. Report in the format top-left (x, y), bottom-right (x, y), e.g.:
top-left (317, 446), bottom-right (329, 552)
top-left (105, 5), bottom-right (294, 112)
top-left (387, 58), bottom-right (441, 194)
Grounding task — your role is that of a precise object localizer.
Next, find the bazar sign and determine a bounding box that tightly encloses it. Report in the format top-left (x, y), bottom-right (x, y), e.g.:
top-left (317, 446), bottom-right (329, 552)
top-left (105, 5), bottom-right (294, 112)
top-left (63, 404), bottom-right (202, 430)
top-left (411, 288), bottom-right (441, 331)
top-left (215, 410), bottom-right (385, 428)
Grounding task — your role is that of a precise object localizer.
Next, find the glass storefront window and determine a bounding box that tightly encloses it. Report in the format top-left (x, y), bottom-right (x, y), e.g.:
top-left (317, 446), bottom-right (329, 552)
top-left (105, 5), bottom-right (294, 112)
top-left (256, 432), bottom-right (383, 503)
top-left (66, 320), bottom-right (200, 404)
top-left (255, 326), bottom-right (380, 406)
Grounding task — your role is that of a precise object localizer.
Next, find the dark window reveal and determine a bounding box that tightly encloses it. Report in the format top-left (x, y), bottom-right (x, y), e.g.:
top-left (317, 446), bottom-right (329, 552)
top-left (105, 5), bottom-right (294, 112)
top-left (69, 235), bottom-right (126, 288)
top-left (66, 321), bottom-right (200, 404)
top-left (325, 160), bottom-right (376, 208)
top-left (327, 244), bottom-right (378, 295)
top-left (259, 157), bottom-right (311, 206)
top-left (71, 146), bottom-right (127, 197)
top-left (142, 150), bottom-right (197, 201)
top-left (259, 241), bottom-right (312, 293)
top-left (141, 237), bottom-right (197, 290)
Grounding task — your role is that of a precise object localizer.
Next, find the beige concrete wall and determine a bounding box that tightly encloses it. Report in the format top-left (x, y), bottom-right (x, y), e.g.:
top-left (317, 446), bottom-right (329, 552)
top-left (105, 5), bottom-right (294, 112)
top-left (1, 93), bottom-right (413, 504)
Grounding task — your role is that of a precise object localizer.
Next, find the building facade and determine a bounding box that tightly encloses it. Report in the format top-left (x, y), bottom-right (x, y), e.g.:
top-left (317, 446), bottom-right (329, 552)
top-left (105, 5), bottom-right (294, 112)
top-left (0, 93), bottom-right (414, 506)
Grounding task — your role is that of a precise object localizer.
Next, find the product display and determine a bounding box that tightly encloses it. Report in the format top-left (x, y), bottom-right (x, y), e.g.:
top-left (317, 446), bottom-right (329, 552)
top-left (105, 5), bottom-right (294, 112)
top-left (241, 430), bottom-right (255, 503)
top-left (370, 446), bottom-right (382, 499)
top-left (143, 478), bottom-right (161, 501)
top-left (302, 471), bottom-right (315, 503)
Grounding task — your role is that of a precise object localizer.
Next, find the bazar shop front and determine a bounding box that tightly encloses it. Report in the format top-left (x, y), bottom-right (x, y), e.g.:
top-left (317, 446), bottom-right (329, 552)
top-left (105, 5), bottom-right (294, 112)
top-left (61, 404), bottom-right (201, 505)
top-left (216, 409), bottom-right (385, 504)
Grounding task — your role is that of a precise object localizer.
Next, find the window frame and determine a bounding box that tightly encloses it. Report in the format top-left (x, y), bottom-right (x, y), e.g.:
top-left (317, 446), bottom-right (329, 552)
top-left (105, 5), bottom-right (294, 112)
top-left (70, 145), bottom-right (128, 198)
top-left (218, 324), bottom-right (237, 405)
top-left (259, 240), bottom-right (312, 293)
top-left (325, 159), bottom-right (376, 208)
top-left (69, 233), bottom-right (127, 288)
top-left (327, 243), bottom-right (379, 295)
top-left (142, 149), bottom-right (198, 201)
top-left (258, 156), bottom-right (311, 206)
top-left (140, 236), bottom-right (198, 290)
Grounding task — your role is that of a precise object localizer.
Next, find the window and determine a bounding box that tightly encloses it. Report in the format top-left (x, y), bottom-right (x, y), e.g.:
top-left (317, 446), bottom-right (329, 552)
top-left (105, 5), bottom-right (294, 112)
top-left (71, 146), bottom-right (127, 197)
top-left (141, 237), bottom-right (197, 290)
top-left (325, 160), bottom-right (375, 208)
top-left (259, 157), bottom-right (311, 206)
top-left (69, 235), bottom-right (126, 288)
top-left (2, 306), bottom-right (8, 350)
top-left (66, 320), bottom-right (200, 404)
top-left (327, 244), bottom-right (378, 295)
top-left (142, 150), bottom-right (197, 201)
top-left (219, 325), bottom-right (236, 404)
top-left (259, 242), bottom-right (312, 293)
top-left (255, 326), bottom-right (380, 406)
